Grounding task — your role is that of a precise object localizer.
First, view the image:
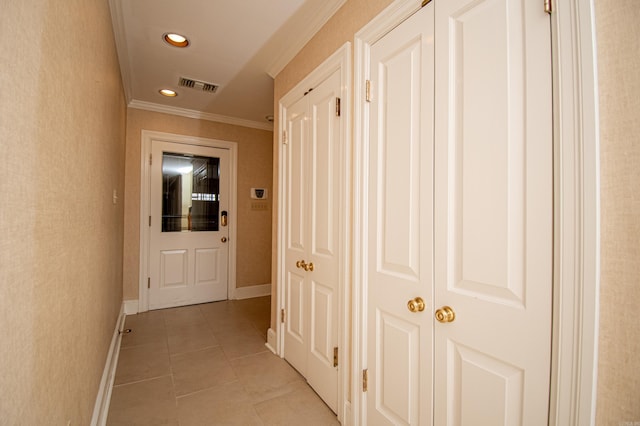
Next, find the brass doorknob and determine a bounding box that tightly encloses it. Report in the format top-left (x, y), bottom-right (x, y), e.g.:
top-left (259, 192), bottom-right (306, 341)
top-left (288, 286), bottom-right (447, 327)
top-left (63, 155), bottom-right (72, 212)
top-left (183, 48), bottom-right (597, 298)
top-left (221, 237), bottom-right (227, 243)
top-left (435, 306), bottom-right (455, 323)
top-left (407, 297), bottom-right (425, 313)
top-left (295, 260), bottom-right (314, 271)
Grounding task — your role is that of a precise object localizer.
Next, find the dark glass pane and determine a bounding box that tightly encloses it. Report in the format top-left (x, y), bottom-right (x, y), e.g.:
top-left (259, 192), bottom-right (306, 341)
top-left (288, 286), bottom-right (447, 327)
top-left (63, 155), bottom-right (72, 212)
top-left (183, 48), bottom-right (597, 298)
top-left (161, 152), bottom-right (220, 232)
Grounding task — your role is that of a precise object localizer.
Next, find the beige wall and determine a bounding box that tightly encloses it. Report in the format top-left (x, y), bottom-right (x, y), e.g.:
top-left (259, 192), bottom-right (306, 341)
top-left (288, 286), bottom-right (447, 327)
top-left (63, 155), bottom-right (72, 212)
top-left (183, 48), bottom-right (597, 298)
top-left (123, 109), bottom-right (273, 300)
top-left (0, 1), bottom-right (126, 424)
top-left (595, 1), bottom-right (640, 423)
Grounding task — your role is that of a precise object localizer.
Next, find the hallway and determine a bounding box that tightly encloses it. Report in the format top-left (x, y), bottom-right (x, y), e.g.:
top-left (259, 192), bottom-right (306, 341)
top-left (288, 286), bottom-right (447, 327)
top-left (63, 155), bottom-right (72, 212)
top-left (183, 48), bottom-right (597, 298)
top-left (106, 297), bottom-right (339, 425)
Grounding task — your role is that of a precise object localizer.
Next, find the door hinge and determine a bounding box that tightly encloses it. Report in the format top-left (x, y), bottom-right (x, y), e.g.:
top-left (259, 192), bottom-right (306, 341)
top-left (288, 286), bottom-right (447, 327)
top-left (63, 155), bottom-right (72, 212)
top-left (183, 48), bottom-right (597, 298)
top-left (149, 153), bottom-right (152, 166)
top-left (544, 0), bottom-right (552, 14)
top-left (147, 277), bottom-right (150, 289)
top-left (149, 216), bottom-right (151, 227)
top-left (365, 80), bottom-right (371, 103)
top-left (281, 308), bottom-right (286, 323)
top-left (336, 97), bottom-right (341, 117)
top-left (362, 369), bottom-right (368, 392)
top-left (333, 347), bottom-right (339, 367)
top-left (283, 130), bottom-right (288, 145)
top-left (421, 0), bottom-right (433, 6)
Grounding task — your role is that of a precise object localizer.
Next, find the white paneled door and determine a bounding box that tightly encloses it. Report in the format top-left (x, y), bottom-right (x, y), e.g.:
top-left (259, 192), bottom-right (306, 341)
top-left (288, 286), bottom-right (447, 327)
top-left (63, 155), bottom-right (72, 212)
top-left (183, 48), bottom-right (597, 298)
top-left (283, 68), bottom-right (343, 413)
top-left (363, 0), bottom-right (552, 424)
top-left (149, 141), bottom-right (230, 310)
top-left (365, 6), bottom-right (435, 425)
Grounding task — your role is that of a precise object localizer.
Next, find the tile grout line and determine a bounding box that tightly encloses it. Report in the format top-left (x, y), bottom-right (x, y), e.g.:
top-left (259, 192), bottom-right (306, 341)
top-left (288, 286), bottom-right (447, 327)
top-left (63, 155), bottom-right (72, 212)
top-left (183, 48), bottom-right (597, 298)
top-left (162, 309), bottom-right (181, 417)
top-left (111, 373), bottom-right (173, 388)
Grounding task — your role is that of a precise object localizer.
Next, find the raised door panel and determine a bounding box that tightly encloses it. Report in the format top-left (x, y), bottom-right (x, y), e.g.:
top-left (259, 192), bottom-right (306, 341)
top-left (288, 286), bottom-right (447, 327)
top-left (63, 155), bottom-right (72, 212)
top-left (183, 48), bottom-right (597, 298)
top-left (366, 5), bottom-right (435, 425)
top-left (160, 249), bottom-right (188, 288)
top-left (375, 311), bottom-right (420, 425)
top-left (434, 0), bottom-right (552, 424)
top-left (285, 270), bottom-right (307, 375)
top-left (194, 248), bottom-right (219, 286)
top-left (450, 342), bottom-right (524, 425)
top-left (310, 73), bottom-right (339, 259)
top-left (286, 98), bottom-right (308, 255)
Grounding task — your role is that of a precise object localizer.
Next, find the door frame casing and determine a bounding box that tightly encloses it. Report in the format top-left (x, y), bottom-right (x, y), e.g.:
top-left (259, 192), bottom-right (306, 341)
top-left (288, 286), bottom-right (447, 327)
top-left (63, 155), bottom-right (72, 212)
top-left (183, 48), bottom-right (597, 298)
top-left (138, 130), bottom-right (238, 312)
top-left (352, 0), bottom-right (600, 425)
top-left (275, 43), bottom-right (351, 423)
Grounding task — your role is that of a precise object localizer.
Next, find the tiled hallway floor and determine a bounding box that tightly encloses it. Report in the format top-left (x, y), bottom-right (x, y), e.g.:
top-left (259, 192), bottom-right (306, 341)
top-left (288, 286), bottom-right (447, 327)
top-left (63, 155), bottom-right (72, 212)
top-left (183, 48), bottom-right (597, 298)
top-left (106, 296), bottom-right (340, 425)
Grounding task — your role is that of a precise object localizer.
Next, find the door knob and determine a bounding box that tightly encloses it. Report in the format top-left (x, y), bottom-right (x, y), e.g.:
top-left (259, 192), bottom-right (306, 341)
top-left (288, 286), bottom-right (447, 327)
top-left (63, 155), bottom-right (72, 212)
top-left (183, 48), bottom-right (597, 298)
top-left (407, 297), bottom-right (425, 313)
top-left (435, 306), bottom-right (455, 323)
top-left (221, 237), bottom-right (227, 243)
top-left (295, 260), bottom-right (314, 271)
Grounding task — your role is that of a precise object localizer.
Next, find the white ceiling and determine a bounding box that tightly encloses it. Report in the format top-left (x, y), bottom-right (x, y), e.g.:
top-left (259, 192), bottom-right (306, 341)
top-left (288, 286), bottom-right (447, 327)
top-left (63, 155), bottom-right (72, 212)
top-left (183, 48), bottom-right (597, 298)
top-left (109, 0), bottom-right (346, 130)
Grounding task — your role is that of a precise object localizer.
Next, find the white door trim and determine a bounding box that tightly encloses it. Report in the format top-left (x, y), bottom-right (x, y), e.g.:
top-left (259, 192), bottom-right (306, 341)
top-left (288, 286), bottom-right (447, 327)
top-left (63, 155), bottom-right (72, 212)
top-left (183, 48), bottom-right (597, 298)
top-left (276, 42), bottom-right (351, 423)
top-left (352, 1), bottom-right (600, 425)
top-left (548, 1), bottom-right (600, 424)
top-left (138, 130), bottom-right (238, 312)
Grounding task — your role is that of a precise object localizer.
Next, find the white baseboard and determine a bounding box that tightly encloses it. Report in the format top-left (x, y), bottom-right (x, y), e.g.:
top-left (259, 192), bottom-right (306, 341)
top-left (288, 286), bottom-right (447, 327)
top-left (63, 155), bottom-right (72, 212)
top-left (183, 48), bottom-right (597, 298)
top-left (123, 299), bottom-right (139, 315)
top-left (124, 288), bottom-right (269, 313)
top-left (91, 303), bottom-right (126, 426)
top-left (265, 328), bottom-right (277, 354)
top-left (232, 283), bottom-right (271, 300)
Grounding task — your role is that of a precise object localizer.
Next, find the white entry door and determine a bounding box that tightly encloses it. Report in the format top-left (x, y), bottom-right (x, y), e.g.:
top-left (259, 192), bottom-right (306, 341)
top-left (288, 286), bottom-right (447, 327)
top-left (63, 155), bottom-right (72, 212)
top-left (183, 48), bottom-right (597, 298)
top-left (282, 68), bottom-right (343, 412)
top-left (363, 0), bottom-right (552, 424)
top-left (148, 141), bottom-right (230, 310)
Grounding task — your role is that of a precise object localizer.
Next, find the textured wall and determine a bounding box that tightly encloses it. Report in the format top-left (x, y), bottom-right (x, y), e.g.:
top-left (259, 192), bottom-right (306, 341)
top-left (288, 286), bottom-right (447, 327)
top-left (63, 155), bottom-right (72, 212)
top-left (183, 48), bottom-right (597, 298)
top-left (0, 1), bottom-right (126, 424)
top-left (123, 109), bottom-right (273, 300)
top-left (595, 1), bottom-right (640, 423)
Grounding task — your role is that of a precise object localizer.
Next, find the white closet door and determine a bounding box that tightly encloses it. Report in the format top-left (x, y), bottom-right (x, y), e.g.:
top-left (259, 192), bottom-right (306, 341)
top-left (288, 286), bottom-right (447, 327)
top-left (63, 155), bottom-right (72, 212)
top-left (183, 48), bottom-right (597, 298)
top-left (433, 0), bottom-right (553, 424)
top-left (362, 0), bottom-right (553, 424)
top-left (283, 68), bottom-right (343, 413)
top-left (283, 93), bottom-right (310, 377)
top-left (366, 5), bottom-right (435, 425)
top-left (305, 69), bottom-right (342, 412)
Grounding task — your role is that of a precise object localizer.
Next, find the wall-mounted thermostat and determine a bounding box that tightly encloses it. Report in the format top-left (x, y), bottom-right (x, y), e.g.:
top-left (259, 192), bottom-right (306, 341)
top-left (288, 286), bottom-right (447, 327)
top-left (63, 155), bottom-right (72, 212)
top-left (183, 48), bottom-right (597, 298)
top-left (251, 188), bottom-right (268, 199)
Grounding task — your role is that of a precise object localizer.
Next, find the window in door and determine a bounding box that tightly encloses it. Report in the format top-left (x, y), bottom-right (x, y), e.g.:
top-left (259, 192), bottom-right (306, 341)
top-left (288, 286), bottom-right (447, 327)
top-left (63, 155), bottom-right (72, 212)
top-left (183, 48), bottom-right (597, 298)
top-left (161, 152), bottom-right (220, 232)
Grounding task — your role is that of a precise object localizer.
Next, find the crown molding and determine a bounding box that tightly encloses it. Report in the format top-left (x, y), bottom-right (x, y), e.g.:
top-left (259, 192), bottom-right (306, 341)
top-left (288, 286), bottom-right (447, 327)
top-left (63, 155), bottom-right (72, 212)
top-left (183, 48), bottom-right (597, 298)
top-left (128, 100), bottom-right (274, 131)
top-left (108, 0), bottom-right (133, 104)
top-left (265, 0), bottom-right (347, 78)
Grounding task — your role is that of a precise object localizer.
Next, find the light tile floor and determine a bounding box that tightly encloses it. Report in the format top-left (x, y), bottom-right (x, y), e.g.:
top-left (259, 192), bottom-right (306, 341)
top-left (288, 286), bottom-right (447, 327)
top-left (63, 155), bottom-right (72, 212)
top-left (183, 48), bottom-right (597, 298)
top-left (107, 296), bottom-right (340, 425)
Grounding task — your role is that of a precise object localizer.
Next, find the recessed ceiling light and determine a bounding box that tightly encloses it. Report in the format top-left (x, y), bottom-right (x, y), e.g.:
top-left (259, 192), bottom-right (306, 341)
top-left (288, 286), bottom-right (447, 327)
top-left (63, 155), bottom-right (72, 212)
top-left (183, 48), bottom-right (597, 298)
top-left (163, 33), bottom-right (189, 48)
top-left (159, 89), bottom-right (177, 97)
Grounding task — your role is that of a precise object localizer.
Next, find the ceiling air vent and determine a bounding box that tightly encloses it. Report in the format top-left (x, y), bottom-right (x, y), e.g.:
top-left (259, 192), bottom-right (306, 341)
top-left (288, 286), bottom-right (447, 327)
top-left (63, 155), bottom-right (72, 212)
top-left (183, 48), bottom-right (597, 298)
top-left (178, 77), bottom-right (219, 93)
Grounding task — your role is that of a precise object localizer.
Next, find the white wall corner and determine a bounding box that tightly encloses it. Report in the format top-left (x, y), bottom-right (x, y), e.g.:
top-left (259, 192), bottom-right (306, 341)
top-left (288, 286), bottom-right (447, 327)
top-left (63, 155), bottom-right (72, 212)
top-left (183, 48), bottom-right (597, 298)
top-left (265, 328), bottom-right (277, 354)
top-left (91, 303), bottom-right (126, 426)
top-left (123, 299), bottom-right (139, 315)
top-left (232, 284), bottom-right (271, 300)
